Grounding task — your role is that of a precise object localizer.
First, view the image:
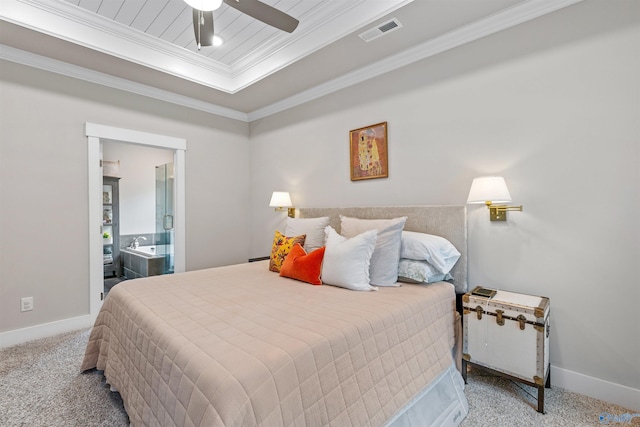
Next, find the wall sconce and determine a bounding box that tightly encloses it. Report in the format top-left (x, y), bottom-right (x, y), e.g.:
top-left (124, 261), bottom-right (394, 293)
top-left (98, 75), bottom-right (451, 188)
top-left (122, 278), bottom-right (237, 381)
top-left (467, 176), bottom-right (523, 221)
top-left (269, 191), bottom-right (295, 218)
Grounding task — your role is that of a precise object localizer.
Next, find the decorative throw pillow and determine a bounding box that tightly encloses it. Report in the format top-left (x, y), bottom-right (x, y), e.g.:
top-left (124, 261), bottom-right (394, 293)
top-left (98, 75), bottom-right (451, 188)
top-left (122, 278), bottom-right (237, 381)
top-left (321, 226), bottom-right (378, 291)
top-left (269, 231), bottom-right (306, 273)
top-left (339, 216), bottom-right (407, 287)
top-left (397, 259), bottom-right (453, 284)
top-left (285, 216), bottom-right (330, 253)
top-left (400, 231), bottom-right (460, 274)
top-left (279, 243), bottom-right (326, 285)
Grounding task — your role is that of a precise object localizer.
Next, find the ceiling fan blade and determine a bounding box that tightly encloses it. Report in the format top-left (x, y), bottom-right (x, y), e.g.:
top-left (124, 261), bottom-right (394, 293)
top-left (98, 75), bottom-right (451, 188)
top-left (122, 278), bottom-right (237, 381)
top-left (223, 0), bottom-right (299, 33)
top-left (192, 9), bottom-right (214, 47)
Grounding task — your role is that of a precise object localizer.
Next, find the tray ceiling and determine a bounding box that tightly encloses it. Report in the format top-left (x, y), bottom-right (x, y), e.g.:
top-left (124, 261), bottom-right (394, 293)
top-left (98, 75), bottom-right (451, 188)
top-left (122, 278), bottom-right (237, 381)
top-left (0, 0), bottom-right (583, 120)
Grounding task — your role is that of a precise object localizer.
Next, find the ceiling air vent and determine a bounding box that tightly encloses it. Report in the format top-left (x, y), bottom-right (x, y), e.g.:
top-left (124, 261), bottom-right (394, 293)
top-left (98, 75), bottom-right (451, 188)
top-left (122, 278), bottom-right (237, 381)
top-left (359, 18), bottom-right (403, 42)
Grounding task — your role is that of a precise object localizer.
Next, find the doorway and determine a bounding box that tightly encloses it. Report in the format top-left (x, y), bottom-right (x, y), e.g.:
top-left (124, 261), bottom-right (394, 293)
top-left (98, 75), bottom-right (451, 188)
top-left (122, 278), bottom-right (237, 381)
top-left (86, 123), bottom-right (186, 321)
top-left (102, 143), bottom-right (175, 295)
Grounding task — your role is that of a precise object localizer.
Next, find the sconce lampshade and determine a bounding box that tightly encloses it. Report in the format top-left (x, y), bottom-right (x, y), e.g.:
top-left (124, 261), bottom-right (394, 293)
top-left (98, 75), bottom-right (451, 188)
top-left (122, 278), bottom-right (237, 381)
top-left (467, 176), bottom-right (512, 204)
top-left (269, 191), bottom-right (292, 208)
top-left (184, 0), bottom-right (223, 11)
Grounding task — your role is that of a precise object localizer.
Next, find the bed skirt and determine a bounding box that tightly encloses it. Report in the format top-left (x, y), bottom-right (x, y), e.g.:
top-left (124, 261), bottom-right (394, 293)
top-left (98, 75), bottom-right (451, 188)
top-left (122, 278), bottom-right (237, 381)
top-left (386, 362), bottom-right (468, 427)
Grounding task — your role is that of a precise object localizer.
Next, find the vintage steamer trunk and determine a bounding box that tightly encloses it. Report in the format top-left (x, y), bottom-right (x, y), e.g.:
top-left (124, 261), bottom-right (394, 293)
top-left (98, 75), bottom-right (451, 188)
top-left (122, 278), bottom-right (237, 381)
top-left (462, 287), bottom-right (550, 413)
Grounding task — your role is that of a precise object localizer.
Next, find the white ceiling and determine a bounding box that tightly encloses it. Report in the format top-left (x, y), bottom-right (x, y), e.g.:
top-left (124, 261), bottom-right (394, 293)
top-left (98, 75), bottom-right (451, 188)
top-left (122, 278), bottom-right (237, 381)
top-left (49, 0), bottom-right (413, 93)
top-left (0, 0), bottom-right (583, 121)
top-left (59, 0), bottom-right (407, 80)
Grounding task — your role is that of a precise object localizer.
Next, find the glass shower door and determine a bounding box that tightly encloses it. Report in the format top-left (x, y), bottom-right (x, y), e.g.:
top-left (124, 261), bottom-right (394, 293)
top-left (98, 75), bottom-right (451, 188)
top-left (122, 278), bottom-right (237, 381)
top-left (155, 162), bottom-right (174, 274)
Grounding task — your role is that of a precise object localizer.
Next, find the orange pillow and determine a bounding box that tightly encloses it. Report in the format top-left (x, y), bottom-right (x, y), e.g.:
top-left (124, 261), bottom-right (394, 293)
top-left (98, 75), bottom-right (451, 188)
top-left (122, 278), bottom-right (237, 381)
top-left (279, 243), bottom-right (326, 285)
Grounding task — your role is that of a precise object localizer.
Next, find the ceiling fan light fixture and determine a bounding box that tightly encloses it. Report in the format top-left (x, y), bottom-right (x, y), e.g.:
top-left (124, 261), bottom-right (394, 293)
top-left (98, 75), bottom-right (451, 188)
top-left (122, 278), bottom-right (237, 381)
top-left (212, 35), bottom-right (223, 47)
top-left (184, 0), bottom-right (223, 11)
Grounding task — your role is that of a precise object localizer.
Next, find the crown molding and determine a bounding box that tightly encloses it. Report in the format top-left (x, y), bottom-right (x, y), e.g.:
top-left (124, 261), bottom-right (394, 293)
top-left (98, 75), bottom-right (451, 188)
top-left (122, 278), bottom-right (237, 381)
top-left (0, 44), bottom-right (249, 122)
top-left (1, 0), bottom-right (583, 123)
top-left (227, 0), bottom-right (414, 91)
top-left (247, 0), bottom-right (584, 121)
top-left (1, 0), bottom-right (236, 90)
top-left (0, 0), bottom-right (410, 93)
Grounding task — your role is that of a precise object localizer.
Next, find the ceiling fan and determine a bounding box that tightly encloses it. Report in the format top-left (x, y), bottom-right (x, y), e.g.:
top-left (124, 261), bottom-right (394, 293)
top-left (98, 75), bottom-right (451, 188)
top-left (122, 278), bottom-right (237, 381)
top-left (185, 0), bottom-right (299, 50)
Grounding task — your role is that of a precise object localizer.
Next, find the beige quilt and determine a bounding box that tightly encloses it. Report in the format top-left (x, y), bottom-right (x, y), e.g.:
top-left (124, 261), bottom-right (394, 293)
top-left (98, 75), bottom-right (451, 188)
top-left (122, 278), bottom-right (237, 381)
top-left (82, 261), bottom-right (456, 427)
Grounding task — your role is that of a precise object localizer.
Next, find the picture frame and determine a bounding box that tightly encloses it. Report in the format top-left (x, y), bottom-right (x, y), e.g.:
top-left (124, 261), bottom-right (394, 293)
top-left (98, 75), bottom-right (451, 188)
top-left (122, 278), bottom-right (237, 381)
top-left (349, 121), bottom-right (388, 181)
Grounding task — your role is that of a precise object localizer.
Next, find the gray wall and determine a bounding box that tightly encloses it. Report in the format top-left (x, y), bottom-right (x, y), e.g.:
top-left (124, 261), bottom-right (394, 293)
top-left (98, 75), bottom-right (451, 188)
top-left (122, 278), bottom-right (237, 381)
top-left (249, 0), bottom-right (639, 392)
top-left (0, 62), bottom-right (251, 332)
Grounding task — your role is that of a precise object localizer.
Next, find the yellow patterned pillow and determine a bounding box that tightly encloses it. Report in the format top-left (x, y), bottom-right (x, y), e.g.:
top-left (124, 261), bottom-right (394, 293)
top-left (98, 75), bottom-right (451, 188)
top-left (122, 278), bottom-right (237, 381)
top-left (269, 231), bottom-right (306, 272)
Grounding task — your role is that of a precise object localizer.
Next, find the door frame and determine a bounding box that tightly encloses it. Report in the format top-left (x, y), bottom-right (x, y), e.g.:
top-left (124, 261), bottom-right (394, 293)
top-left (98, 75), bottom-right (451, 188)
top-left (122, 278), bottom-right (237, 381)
top-left (86, 123), bottom-right (186, 321)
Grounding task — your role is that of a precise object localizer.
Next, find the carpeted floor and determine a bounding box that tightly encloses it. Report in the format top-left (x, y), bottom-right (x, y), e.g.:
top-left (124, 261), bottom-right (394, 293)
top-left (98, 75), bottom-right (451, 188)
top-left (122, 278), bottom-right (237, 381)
top-left (0, 329), bottom-right (637, 427)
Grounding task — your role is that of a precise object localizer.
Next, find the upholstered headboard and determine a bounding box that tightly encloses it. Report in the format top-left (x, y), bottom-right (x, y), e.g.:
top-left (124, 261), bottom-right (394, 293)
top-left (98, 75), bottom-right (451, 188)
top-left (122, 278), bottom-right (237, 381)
top-left (298, 205), bottom-right (468, 292)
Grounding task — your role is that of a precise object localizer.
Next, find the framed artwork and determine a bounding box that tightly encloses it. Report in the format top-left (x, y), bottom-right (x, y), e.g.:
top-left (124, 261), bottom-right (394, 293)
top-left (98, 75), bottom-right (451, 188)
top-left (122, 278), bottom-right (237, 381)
top-left (349, 121), bottom-right (388, 181)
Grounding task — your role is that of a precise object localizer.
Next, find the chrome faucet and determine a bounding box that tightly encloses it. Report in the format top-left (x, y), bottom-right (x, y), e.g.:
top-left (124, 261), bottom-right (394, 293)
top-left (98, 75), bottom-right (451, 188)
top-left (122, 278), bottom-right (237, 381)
top-left (131, 236), bottom-right (147, 249)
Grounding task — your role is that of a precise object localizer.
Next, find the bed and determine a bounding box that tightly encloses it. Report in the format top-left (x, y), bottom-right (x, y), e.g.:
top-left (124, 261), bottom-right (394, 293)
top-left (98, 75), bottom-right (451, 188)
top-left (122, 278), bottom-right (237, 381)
top-left (82, 206), bottom-right (469, 426)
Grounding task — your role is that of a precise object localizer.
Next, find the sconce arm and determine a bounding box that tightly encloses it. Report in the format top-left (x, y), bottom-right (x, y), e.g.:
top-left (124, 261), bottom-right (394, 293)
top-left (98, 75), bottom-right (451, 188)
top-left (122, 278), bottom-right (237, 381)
top-left (274, 206), bottom-right (296, 218)
top-left (492, 205), bottom-right (523, 212)
top-left (485, 202), bottom-right (523, 221)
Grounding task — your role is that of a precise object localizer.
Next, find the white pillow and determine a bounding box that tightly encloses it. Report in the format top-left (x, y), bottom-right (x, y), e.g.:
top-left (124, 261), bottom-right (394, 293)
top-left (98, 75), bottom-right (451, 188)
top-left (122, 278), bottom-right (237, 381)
top-left (321, 226), bottom-right (378, 291)
top-left (398, 259), bottom-right (453, 284)
top-left (285, 217), bottom-right (330, 252)
top-left (400, 231), bottom-right (461, 274)
top-left (340, 216), bottom-right (407, 287)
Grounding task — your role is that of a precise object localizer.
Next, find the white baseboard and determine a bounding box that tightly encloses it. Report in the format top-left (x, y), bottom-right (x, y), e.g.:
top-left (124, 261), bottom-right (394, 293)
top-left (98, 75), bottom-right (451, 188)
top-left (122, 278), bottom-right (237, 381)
top-left (0, 315), bottom-right (93, 348)
top-left (551, 365), bottom-right (640, 412)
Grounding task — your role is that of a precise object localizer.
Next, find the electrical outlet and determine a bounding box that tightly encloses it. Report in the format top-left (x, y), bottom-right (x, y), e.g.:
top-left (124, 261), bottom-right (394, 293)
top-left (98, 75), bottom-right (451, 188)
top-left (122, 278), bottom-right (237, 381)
top-left (21, 297), bottom-right (33, 312)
